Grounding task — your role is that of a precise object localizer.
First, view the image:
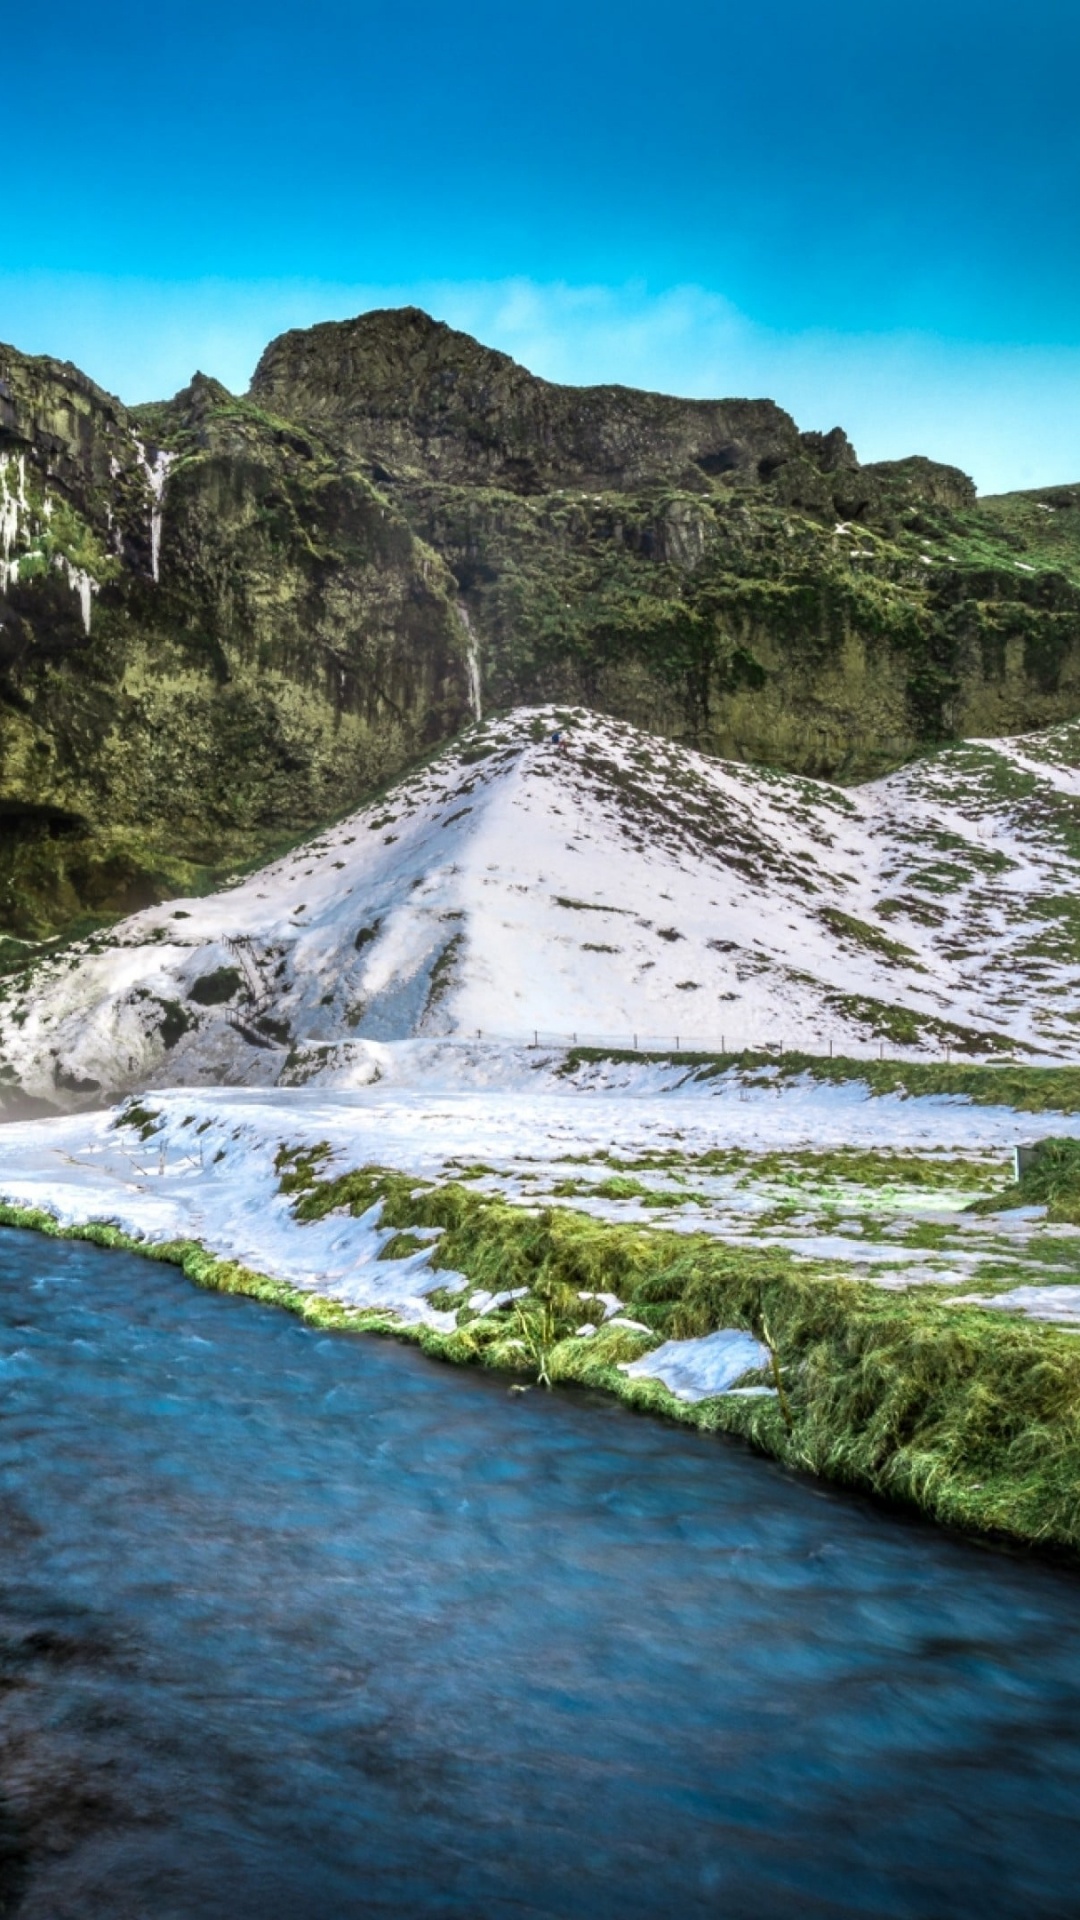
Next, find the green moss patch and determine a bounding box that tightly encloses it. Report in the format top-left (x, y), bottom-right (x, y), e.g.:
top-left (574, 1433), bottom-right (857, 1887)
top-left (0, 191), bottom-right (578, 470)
top-left (189, 965), bottom-right (243, 1005)
top-left (818, 908), bottom-right (922, 968)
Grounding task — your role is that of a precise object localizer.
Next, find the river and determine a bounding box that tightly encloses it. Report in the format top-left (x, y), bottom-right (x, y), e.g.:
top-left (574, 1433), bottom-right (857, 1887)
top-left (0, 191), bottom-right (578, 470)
top-left (0, 1227), bottom-right (1076, 1917)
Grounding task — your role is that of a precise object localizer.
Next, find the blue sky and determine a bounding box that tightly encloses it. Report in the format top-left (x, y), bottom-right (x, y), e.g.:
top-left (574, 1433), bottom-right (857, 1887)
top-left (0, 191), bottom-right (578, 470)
top-left (4, 0), bottom-right (1079, 491)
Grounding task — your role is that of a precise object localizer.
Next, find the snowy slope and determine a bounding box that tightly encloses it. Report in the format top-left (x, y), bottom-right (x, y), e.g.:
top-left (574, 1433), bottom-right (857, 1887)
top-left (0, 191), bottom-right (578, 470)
top-left (3, 704), bottom-right (1080, 1108)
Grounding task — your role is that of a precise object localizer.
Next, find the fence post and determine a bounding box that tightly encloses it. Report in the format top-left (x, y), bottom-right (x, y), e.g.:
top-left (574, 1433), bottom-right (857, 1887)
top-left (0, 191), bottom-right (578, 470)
top-left (633, 1034), bottom-right (638, 1052)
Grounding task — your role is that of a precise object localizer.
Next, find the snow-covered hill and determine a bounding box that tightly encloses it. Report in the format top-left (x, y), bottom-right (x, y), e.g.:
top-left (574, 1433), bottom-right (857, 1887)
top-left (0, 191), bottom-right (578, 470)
top-left (3, 704), bottom-right (1080, 1108)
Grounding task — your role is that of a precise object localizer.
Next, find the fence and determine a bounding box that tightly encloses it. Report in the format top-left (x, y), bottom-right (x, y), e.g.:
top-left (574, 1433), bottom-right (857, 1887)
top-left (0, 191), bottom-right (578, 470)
top-left (385, 1029), bottom-right (1065, 1069)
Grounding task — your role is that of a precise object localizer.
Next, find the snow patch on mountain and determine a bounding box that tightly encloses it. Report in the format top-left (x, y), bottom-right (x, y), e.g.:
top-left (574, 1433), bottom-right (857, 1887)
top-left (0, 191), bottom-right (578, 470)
top-left (3, 705), bottom-right (1080, 1110)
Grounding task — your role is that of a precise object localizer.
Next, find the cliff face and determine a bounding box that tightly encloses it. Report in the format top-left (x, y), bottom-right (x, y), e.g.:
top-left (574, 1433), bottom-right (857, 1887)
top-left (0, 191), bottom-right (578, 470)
top-left (3, 306), bottom-right (1080, 939)
top-left (0, 347), bottom-right (470, 938)
top-left (250, 309), bottom-right (1080, 775)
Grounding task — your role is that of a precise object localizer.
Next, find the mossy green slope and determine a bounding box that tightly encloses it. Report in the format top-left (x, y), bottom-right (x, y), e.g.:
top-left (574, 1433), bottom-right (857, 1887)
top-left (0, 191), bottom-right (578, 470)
top-left (271, 1155), bottom-right (1080, 1551)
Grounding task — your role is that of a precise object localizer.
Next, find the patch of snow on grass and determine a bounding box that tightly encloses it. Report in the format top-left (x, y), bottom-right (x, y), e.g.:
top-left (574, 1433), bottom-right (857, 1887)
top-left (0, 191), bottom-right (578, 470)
top-left (620, 1329), bottom-right (770, 1401)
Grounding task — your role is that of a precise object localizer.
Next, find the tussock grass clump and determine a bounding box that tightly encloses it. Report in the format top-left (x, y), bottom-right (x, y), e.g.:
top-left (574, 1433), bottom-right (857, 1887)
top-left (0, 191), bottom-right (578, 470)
top-left (377, 1231), bottom-right (428, 1261)
top-left (970, 1136), bottom-right (1080, 1224)
top-left (114, 1103), bottom-right (162, 1141)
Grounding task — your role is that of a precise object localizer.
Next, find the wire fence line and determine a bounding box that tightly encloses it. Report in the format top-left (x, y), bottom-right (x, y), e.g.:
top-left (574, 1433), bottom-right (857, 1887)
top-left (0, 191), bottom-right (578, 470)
top-left (416, 1029), bottom-right (1063, 1068)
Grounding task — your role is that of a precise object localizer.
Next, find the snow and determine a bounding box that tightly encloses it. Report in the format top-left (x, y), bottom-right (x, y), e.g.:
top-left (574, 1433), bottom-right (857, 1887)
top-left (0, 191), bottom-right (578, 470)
top-left (0, 741), bottom-right (1060, 1451)
top-left (4, 703), bottom-right (1080, 1336)
top-left (620, 1330), bottom-right (771, 1401)
top-left (0, 1099), bottom-right (461, 1330)
top-left (8, 704), bottom-right (1080, 1111)
top-left (955, 1286), bottom-right (1080, 1323)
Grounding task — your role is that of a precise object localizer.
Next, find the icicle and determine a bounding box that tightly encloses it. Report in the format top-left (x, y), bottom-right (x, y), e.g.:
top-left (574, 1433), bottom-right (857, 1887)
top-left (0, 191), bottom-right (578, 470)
top-left (53, 555), bottom-right (97, 635)
top-left (0, 457), bottom-right (27, 595)
top-left (0, 461), bottom-right (19, 571)
top-left (457, 602), bottom-right (483, 721)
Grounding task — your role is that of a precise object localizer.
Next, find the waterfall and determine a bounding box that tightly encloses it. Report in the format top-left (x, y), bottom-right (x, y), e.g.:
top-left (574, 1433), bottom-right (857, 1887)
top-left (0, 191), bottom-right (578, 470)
top-left (148, 450), bottom-right (174, 583)
top-left (134, 438), bottom-right (175, 583)
top-left (457, 603), bottom-right (482, 721)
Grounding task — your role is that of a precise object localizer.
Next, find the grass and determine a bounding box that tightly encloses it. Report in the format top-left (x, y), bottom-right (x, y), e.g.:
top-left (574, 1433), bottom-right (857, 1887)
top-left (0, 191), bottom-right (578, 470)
top-left (6, 1129), bottom-right (1080, 1554)
top-left (818, 907), bottom-right (922, 968)
top-left (969, 1137), bottom-right (1080, 1224)
top-left (559, 1047), bottom-right (1080, 1112)
top-left (720, 1145), bottom-right (996, 1191)
top-left (284, 1160), bottom-right (1080, 1549)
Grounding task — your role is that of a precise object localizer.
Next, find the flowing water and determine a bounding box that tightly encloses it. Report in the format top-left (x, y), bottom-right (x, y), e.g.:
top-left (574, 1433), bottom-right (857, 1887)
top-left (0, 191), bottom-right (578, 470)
top-left (0, 1227), bottom-right (1077, 1918)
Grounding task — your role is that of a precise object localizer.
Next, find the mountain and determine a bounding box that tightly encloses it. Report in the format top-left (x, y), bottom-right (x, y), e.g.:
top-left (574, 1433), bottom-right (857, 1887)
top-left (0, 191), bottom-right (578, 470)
top-left (4, 308), bottom-right (1080, 939)
top-left (4, 703), bottom-right (1079, 1113)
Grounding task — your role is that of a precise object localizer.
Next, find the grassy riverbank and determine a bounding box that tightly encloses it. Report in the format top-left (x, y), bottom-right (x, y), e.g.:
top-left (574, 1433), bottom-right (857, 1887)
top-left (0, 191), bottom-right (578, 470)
top-left (5, 1146), bottom-right (1080, 1557)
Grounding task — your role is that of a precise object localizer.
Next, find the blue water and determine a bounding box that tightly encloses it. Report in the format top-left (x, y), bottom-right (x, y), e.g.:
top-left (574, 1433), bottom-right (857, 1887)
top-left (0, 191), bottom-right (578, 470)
top-left (0, 1229), bottom-right (1077, 1917)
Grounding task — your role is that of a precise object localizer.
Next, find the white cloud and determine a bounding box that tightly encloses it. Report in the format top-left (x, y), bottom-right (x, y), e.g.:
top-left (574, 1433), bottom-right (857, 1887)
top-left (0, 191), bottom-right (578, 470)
top-left (1, 272), bottom-right (1076, 494)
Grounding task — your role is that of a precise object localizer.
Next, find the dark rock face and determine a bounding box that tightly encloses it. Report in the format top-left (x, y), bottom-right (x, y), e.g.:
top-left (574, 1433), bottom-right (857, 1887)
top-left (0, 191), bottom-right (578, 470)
top-left (2, 305), bottom-right (1079, 938)
top-left (251, 307), bottom-right (817, 495)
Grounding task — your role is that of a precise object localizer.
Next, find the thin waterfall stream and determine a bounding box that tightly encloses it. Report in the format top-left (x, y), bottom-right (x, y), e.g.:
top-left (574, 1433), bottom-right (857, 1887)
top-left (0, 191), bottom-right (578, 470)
top-left (457, 602), bottom-right (483, 720)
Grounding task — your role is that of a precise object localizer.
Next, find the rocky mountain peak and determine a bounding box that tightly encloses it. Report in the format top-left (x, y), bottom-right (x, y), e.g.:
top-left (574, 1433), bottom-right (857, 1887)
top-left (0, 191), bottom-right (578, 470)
top-left (249, 304), bottom-right (819, 496)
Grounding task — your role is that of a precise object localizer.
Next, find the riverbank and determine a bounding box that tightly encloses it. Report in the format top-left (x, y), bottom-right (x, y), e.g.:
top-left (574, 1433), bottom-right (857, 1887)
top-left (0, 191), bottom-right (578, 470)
top-left (1, 1063), bottom-right (1079, 1552)
top-left (3, 1165), bottom-right (1079, 1553)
